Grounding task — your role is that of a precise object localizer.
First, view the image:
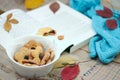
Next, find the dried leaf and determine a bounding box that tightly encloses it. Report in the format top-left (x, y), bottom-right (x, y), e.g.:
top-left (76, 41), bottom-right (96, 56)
top-left (96, 6), bottom-right (113, 18)
top-left (49, 2), bottom-right (60, 13)
top-left (7, 13), bottom-right (12, 21)
top-left (4, 13), bottom-right (19, 32)
top-left (53, 55), bottom-right (75, 69)
top-left (104, 7), bottom-right (113, 16)
top-left (4, 22), bottom-right (12, 32)
top-left (9, 19), bottom-right (19, 24)
top-left (61, 64), bottom-right (80, 80)
top-left (106, 19), bottom-right (117, 29)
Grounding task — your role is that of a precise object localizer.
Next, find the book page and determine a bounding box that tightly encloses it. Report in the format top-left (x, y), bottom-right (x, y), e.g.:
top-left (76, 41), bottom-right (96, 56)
top-left (27, 1), bottom-right (96, 53)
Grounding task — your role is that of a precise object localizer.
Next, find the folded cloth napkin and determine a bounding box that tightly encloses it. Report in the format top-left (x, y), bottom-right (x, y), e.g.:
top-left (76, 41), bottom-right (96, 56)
top-left (70, 0), bottom-right (120, 63)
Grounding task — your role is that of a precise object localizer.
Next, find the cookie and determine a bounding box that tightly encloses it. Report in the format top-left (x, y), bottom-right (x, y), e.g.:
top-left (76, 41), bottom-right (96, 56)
top-left (46, 49), bottom-right (55, 64)
top-left (22, 59), bottom-right (40, 65)
top-left (24, 40), bottom-right (43, 49)
top-left (40, 49), bottom-right (54, 65)
top-left (30, 46), bottom-right (44, 65)
top-left (14, 47), bottom-right (30, 63)
top-left (37, 27), bottom-right (56, 36)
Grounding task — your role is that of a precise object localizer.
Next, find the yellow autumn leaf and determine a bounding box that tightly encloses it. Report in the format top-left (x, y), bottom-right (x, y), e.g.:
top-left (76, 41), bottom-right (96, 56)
top-left (25, 0), bottom-right (45, 9)
top-left (53, 55), bottom-right (75, 69)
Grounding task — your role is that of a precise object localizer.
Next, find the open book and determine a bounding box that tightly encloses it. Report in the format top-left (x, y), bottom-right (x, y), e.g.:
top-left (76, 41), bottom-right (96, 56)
top-left (0, 1), bottom-right (96, 53)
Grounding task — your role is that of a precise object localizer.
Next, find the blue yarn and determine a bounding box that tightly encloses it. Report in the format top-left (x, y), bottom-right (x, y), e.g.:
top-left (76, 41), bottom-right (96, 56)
top-left (70, 0), bottom-right (101, 17)
top-left (89, 15), bottom-right (120, 63)
top-left (70, 0), bottom-right (120, 63)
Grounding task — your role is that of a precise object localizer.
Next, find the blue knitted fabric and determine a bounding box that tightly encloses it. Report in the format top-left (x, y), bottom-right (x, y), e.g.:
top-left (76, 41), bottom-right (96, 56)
top-left (70, 0), bottom-right (100, 17)
top-left (70, 0), bottom-right (120, 63)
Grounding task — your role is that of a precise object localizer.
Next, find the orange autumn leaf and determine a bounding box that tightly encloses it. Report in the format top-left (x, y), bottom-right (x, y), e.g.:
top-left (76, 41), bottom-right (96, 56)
top-left (4, 22), bottom-right (12, 32)
top-left (7, 13), bottom-right (13, 21)
top-left (9, 19), bottom-right (19, 24)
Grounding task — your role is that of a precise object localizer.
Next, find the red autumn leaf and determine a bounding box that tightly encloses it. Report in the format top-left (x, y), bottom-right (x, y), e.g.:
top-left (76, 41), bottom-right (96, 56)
top-left (49, 2), bottom-right (60, 14)
top-left (61, 64), bottom-right (80, 80)
top-left (106, 19), bottom-right (117, 29)
top-left (96, 6), bottom-right (113, 18)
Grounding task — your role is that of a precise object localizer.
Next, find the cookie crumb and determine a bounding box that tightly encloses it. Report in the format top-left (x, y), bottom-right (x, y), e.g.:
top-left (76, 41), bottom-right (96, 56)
top-left (58, 35), bottom-right (64, 40)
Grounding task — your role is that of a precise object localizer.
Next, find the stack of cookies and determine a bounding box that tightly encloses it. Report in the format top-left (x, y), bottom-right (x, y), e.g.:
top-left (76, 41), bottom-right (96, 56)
top-left (14, 40), bottom-right (55, 66)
